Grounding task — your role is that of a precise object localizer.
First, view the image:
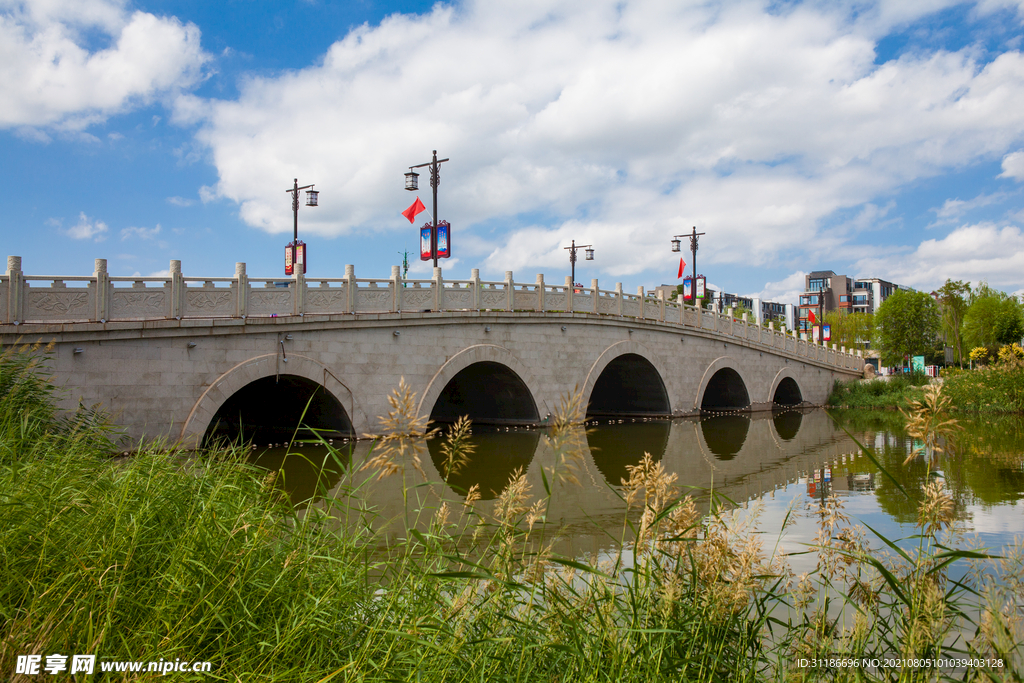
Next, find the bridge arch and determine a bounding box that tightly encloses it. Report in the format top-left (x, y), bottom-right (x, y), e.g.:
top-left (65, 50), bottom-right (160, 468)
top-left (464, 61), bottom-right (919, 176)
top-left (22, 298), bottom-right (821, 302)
top-left (768, 367), bottom-right (803, 406)
top-left (582, 341), bottom-right (671, 418)
top-left (417, 345), bottom-right (544, 425)
top-left (180, 353), bottom-right (358, 448)
top-left (695, 357), bottom-right (751, 411)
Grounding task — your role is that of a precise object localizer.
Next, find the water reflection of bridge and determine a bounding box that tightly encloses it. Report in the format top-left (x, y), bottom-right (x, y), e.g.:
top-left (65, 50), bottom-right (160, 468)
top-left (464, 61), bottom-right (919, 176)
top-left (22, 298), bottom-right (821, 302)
top-left (264, 409), bottom-right (876, 553)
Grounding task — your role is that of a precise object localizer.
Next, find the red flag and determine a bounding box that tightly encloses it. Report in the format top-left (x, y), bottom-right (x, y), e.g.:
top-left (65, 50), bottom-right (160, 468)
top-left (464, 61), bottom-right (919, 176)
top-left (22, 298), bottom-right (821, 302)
top-left (677, 257), bottom-right (686, 279)
top-left (402, 197), bottom-right (426, 223)
top-left (808, 310), bottom-right (816, 324)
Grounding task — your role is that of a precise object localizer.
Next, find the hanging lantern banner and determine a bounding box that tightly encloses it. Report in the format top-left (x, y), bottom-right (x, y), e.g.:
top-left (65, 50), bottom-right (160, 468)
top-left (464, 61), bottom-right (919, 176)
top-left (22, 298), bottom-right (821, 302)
top-left (823, 324), bottom-right (831, 342)
top-left (683, 278), bottom-right (693, 300)
top-left (284, 243), bottom-right (294, 275)
top-left (420, 224), bottom-right (433, 261)
top-left (436, 221), bottom-right (451, 259)
top-left (696, 277), bottom-right (706, 300)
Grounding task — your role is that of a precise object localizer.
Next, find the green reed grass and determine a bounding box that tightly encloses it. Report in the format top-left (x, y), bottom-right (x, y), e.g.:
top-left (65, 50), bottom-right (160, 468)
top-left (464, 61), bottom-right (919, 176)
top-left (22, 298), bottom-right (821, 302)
top-left (1, 345), bottom-right (1021, 681)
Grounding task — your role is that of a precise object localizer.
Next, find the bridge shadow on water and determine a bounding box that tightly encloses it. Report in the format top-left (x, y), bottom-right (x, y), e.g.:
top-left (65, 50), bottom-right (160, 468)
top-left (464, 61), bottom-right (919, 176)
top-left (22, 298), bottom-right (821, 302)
top-left (249, 407), bottom-right (855, 556)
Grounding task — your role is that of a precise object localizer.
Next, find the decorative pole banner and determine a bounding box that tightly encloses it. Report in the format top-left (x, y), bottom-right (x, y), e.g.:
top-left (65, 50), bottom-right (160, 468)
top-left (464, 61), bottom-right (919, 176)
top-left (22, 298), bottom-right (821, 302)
top-left (403, 197), bottom-right (426, 223)
top-left (696, 276), bottom-right (706, 299)
top-left (683, 278), bottom-right (692, 299)
top-left (436, 221), bottom-right (451, 259)
top-left (420, 223), bottom-right (432, 261)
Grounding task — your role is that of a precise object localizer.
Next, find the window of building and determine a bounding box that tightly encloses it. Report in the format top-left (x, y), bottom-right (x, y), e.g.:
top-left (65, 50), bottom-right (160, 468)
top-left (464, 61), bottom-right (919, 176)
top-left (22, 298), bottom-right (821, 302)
top-left (808, 278), bottom-right (828, 291)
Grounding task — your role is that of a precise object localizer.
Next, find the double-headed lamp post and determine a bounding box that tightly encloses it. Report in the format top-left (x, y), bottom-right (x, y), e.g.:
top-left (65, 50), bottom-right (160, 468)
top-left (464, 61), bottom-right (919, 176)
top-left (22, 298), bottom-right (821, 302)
top-left (405, 150), bottom-right (449, 268)
top-left (284, 178), bottom-right (318, 275)
top-left (671, 226), bottom-right (705, 304)
top-left (563, 239), bottom-right (594, 286)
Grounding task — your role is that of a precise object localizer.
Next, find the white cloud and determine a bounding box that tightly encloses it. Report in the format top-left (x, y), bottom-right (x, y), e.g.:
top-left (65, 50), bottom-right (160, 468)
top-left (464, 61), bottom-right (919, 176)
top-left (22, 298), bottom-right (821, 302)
top-left (930, 191), bottom-right (1007, 225)
top-left (854, 222), bottom-right (1024, 291)
top-left (1000, 150), bottom-right (1024, 180)
top-left (166, 196), bottom-right (194, 207)
top-left (186, 0), bottom-right (1024, 282)
top-left (65, 211), bottom-right (108, 240)
top-left (746, 271), bottom-right (808, 305)
top-left (120, 224), bottom-right (161, 240)
top-left (0, 0), bottom-right (208, 131)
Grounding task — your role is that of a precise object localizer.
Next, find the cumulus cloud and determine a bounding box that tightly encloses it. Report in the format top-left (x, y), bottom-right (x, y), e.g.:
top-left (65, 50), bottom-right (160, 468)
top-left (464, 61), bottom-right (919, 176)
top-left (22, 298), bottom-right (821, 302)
top-left (854, 222), bottom-right (1024, 290)
top-left (0, 0), bottom-right (208, 131)
top-left (746, 271), bottom-right (808, 306)
top-left (1000, 150), bottom-right (1024, 180)
top-left (65, 211), bottom-right (108, 240)
top-left (185, 0), bottom-right (1024, 283)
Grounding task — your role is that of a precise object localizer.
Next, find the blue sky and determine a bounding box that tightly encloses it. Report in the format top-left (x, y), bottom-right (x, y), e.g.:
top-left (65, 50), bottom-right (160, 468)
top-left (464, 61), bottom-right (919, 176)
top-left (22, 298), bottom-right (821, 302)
top-left (3, 0), bottom-right (1024, 305)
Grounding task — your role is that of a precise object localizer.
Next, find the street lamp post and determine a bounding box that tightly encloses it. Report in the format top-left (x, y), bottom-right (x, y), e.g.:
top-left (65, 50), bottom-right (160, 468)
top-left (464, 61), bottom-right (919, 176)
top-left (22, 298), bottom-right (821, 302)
top-left (671, 226), bottom-right (705, 305)
top-left (405, 150), bottom-right (449, 268)
top-left (284, 178), bottom-right (318, 275)
top-left (563, 239), bottom-right (594, 287)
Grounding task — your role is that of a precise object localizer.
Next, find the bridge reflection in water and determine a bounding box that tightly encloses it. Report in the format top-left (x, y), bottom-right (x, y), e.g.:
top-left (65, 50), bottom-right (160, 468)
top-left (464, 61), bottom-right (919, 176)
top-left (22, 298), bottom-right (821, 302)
top-left (253, 408), bottom-right (866, 553)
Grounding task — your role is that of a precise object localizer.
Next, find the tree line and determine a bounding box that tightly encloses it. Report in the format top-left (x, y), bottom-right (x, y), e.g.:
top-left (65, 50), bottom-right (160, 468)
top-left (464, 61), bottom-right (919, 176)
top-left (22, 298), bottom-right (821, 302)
top-left (824, 280), bottom-right (1024, 369)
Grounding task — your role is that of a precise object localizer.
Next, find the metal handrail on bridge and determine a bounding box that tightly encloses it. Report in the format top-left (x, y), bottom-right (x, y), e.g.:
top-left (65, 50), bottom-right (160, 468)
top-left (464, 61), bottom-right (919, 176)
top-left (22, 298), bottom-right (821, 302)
top-left (1, 256), bottom-right (863, 372)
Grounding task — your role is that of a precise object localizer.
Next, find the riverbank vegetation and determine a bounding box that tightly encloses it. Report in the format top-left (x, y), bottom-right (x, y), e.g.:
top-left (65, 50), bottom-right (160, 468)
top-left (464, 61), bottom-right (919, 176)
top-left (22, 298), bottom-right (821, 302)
top-left (1, 346), bottom-right (1021, 681)
top-left (827, 372), bottom-right (931, 410)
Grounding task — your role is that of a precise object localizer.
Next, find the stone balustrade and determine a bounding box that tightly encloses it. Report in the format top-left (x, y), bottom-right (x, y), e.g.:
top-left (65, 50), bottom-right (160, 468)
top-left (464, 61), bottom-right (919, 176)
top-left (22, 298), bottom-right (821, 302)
top-left (2, 256), bottom-right (863, 371)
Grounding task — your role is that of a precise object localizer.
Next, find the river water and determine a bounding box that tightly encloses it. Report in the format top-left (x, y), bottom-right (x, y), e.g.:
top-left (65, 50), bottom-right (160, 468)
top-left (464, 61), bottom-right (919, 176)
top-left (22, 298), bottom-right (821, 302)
top-left (251, 409), bottom-right (1024, 563)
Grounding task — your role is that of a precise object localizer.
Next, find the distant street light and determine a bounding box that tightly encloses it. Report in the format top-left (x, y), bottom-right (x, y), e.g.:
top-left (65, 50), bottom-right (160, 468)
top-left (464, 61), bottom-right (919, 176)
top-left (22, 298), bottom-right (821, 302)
top-left (672, 226), bottom-right (705, 304)
top-left (563, 239), bottom-right (594, 287)
top-left (405, 150), bottom-right (450, 268)
top-left (284, 178), bottom-right (318, 275)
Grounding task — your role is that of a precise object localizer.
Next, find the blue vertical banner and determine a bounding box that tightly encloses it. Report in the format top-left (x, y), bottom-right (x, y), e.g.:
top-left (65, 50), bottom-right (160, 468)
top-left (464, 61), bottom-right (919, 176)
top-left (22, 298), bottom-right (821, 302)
top-left (436, 221), bottom-right (451, 259)
top-left (683, 278), bottom-right (692, 299)
top-left (420, 224), bottom-right (432, 261)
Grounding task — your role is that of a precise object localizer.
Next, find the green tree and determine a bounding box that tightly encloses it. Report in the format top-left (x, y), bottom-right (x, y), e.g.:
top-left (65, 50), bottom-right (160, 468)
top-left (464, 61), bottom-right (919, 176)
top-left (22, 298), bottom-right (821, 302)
top-left (963, 284), bottom-right (1024, 351)
top-left (935, 279), bottom-right (971, 366)
top-left (873, 290), bottom-right (940, 367)
top-left (823, 310), bottom-right (874, 352)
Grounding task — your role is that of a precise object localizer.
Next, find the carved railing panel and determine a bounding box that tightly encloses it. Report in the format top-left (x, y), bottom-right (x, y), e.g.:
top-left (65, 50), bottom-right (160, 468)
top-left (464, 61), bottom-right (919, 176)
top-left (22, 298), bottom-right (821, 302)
top-left (513, 287), bottom-right (537, 311)
top-left (183, 284), bottom-right (236, 317)
top-left (597, 294), bottom-right (618, 315)
top-left (401, 285), bottom-right (434, 312)
top-left (305, 285), bottom-right (348, 314)
top-left (111, 285), bottom-right (170, 320)
top-left (248, 286), bottom-right (293, 316)
top-left (479, 284), bottom-right (507, 310)
top-left (355, 283), bottom-right (393, 312)
top-left (444, 285), bottom-right (473, 311)
top-left (23, 280), bottom-right (95, 322)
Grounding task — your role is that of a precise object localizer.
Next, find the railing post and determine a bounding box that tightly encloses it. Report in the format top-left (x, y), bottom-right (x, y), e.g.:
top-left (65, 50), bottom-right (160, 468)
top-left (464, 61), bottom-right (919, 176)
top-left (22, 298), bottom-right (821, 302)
top-left (565, 275), bottom-right (573, 312)
top-left (677, 294), bottom-right (684, 324)
top-left (536, 274), bottom-right (544, 311)
top-left (6, 256), bottom-right (23, 324)
top-left (505, 271), bottom-right (514, 311)
top-left (471, 268), bottom-right (481, 310)
top-left (235, 262), bottom-right (248, 318)
top-left (658, 289), bottom-right (665, 321)
top-left (391, 265), bottom-right (402, 313)
top-left (94, 258), bottom-right (109, 322)
top-left (637, 286), bottom-right (644, 319)
top-left (591, 279), bottom-right (599, 314)
top-left (696, 300), bottom-right (702, 328)
top-left (615, 283), bottom-right (623, 316)
top-left (434, 267), bottom-right (444, 311)
top-left (727, 307), bottom-right (734, 335)
top-left (293, 265), bottom-right (305, 316)
top-left (344, 265), bottom-right (355, 313)
top-left (170, 259), bottom-right (182, 319)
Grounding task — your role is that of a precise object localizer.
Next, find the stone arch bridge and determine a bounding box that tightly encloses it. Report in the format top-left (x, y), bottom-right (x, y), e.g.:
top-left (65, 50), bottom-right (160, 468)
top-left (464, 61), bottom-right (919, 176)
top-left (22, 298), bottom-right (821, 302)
top-left (1, 257), bottom-right (863, 447)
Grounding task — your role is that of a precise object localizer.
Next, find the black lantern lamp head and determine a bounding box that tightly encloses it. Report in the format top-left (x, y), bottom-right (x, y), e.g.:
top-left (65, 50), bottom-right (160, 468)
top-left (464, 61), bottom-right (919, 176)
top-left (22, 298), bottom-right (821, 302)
top-left (671, 237), bottom-right (681, 252)
top-left (585, 247), bottom-right (595, 261)
top-left (405, 170), bottom-right (419, 191)
top-left (305, 188), bottom-right (319, 207)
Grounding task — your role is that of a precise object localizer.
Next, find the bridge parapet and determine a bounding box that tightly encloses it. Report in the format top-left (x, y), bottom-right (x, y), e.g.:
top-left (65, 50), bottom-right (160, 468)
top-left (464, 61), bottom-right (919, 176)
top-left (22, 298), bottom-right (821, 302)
top-left (2, 256), bottom-right (863, 372)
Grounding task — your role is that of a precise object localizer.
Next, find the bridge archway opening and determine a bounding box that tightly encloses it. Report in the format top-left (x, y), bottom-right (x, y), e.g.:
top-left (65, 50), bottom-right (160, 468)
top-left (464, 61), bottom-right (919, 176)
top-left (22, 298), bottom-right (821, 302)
top-left (587, 353), bottom-right (670, 418)
top-left (700, 368), bottom-right (750, 411)
top-left (701, 415), bottom-right (750, 460)
top-left (203, 375), bottom-right (352, 447)
top-left (773, 377), bottom-right (803, 407)
top-left (430, 361), bottom-right (539, 425)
